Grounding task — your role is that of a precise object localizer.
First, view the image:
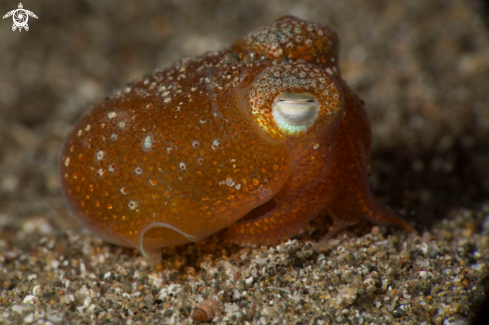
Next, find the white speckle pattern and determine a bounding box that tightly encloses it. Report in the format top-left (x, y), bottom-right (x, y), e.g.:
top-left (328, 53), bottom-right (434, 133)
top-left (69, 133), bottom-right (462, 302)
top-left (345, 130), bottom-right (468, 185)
top-left (128, 201), bottom-right (137, 210)
top-left (225, 177), bottom-right (235, 187)
top-left (244, 16), bottom-right (338, 71)
top-left (144, 136), bottom-right (152, 149)
top-left (108, 112), bottom-right (117, 119)
top-left (211, 140), bottom-right (220, 150)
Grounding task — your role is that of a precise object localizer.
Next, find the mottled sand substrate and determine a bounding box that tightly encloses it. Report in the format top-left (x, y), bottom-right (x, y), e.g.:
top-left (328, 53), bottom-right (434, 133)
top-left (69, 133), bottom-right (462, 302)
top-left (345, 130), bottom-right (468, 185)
top-left (1, 204), bottom-right (488, 324)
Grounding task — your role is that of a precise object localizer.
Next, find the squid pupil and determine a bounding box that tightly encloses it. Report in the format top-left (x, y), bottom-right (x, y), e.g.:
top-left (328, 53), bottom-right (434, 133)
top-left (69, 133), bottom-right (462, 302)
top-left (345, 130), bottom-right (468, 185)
top-left (279, 99), bottom-right (314, 103)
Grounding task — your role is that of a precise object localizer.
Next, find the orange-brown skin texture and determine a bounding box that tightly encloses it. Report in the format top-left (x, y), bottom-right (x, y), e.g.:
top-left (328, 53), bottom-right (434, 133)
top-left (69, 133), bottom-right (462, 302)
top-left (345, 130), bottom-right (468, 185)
top-left (60, 16), bottom-right (415, 263)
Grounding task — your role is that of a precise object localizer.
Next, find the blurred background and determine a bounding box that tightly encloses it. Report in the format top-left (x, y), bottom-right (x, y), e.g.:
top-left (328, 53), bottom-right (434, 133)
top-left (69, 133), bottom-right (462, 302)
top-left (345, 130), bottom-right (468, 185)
top-left (0, 0), bottom-right (488, 244)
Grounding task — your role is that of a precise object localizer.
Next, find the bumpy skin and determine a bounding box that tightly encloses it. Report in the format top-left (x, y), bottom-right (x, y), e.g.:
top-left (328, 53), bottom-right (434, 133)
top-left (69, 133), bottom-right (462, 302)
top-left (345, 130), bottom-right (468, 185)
top-left (60, 16), bottom-right (415, 263)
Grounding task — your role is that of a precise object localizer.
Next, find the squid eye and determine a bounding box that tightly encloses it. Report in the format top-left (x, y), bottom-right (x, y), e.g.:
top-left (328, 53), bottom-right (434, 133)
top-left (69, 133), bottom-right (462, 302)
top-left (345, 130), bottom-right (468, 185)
top-left (272, 92), bottom-right (319, 132)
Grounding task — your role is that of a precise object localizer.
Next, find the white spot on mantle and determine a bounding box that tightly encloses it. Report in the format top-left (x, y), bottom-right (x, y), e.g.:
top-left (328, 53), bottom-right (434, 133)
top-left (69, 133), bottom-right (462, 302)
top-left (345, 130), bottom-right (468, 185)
top-left (225, 177), bottom-right (235, 187)
top-left (144, 136), bottom-right (152, 150)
